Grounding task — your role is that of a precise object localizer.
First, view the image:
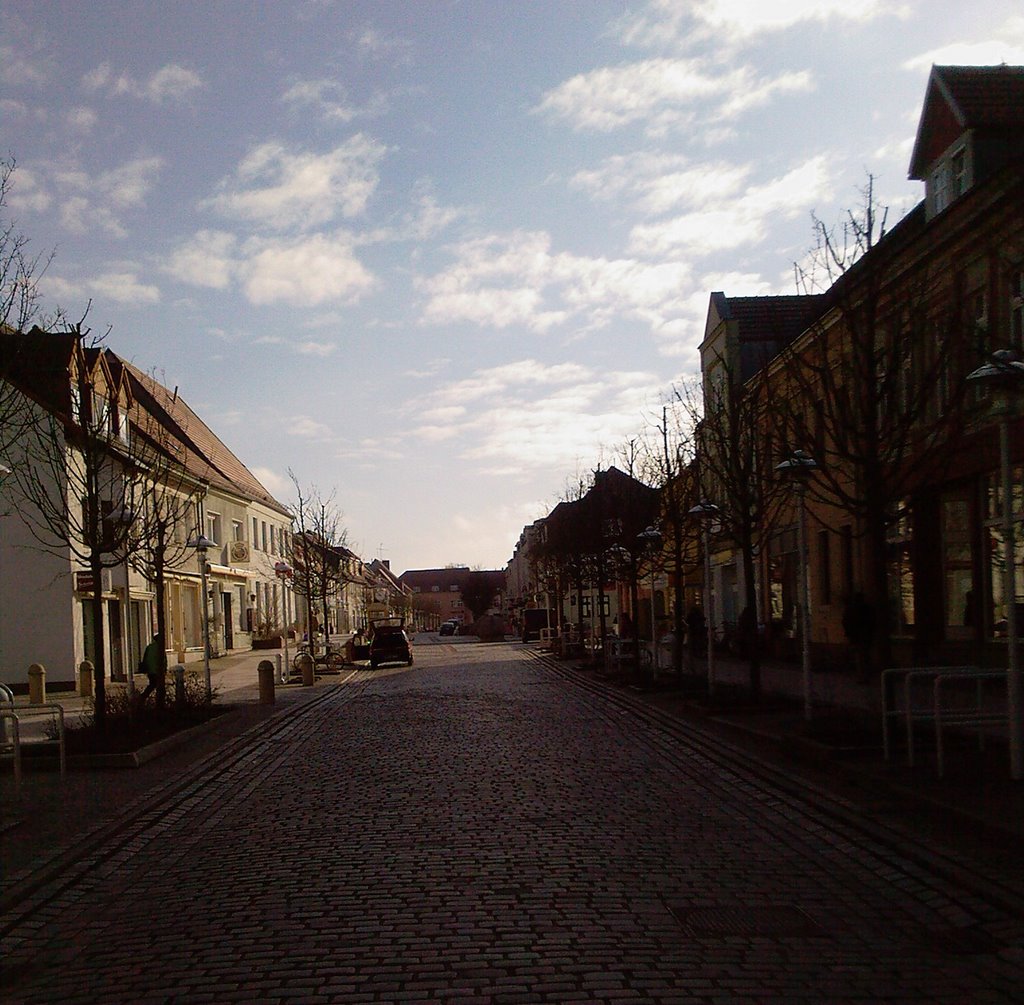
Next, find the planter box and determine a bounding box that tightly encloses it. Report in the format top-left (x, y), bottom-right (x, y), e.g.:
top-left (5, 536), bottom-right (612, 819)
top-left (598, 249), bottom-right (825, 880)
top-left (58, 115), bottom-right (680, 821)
top-left (252, 636), bottom-right (283, 650)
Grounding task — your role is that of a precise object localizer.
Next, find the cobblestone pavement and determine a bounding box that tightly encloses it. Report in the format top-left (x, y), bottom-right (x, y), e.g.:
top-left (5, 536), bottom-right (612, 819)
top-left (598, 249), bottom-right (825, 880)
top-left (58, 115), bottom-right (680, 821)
top-left (3, 639), bottom-right (1023, 1004)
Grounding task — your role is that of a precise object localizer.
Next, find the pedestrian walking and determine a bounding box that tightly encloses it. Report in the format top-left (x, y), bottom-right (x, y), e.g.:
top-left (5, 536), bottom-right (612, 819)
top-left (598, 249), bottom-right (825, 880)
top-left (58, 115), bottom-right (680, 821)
top-left (138, 632), bottom-right (165, 706)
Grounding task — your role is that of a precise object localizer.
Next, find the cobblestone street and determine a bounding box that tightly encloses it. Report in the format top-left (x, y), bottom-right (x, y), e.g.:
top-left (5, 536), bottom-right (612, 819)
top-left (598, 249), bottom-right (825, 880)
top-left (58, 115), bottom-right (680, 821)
top-left (3, 639), bottom-right (1024, 1003)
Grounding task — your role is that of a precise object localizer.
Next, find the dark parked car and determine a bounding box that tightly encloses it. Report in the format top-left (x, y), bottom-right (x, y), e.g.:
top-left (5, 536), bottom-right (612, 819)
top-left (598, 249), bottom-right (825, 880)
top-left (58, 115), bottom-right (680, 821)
top-left (438, 620), bottom-right (458, 636)
top-left (369, 619), bottom-right (413, 668)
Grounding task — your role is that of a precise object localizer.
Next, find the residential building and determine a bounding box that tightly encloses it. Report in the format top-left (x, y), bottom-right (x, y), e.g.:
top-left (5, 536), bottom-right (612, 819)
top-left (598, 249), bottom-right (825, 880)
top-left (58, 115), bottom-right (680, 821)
top-left (0, 331), bottom-right (293, 689)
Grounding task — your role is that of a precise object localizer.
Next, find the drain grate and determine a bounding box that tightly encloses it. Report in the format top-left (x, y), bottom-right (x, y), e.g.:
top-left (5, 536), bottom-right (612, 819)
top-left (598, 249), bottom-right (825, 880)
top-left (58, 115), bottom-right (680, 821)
top-left (669, 904), bottom-right (825, 938)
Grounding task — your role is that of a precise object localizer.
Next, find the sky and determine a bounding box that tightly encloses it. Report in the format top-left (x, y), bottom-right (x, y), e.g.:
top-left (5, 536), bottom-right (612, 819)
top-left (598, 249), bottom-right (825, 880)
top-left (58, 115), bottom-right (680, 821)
top-left (3, 1), bottom-right (1024, 575)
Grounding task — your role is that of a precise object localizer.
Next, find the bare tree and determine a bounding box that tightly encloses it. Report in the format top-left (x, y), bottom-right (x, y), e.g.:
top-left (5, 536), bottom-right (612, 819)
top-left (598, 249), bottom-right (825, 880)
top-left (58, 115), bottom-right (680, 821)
top-left (288, 472), bottom-right (348, 651)
top-left (636, 401), bottom-right (701, 678)
top-left (4, 328), bottom-right (139, 728)
top-left (0, 157), bottom-right (65, 468)
top-left (780, 176), bottom-right (973, 667)
top-left (678, 355), bottom-right (789, 696)
top-left (122, 369), bottom-right (210, 708)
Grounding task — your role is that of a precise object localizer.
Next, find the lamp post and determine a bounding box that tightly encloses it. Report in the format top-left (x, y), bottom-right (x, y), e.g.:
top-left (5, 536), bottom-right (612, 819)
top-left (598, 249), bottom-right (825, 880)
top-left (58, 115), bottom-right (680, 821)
top-left (688, 502), bottom-right (719, 696)
top-left (188, 533), bottom-right (216, 702)
top-left (274, 560), bottom-right (293, 682)
top-left (967, 348), bottom-right (1024, 780)
top-left (637, 526), bottom-right (663, 679)
top-left (776, 450), bottom-right (818, 721)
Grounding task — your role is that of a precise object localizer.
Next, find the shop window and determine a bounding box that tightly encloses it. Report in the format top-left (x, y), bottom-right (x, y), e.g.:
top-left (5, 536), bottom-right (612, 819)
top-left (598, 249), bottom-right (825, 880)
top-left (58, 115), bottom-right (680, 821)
top-left (942, 493), bottom-right (973, 638)
top-left (984, 469), bottom-right (1024, 637)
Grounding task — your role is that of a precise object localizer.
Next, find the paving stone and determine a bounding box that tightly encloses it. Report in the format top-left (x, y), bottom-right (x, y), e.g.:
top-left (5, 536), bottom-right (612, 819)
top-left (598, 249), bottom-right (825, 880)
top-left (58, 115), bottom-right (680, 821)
top-left (2, 645), bottom-right (1023, 1003)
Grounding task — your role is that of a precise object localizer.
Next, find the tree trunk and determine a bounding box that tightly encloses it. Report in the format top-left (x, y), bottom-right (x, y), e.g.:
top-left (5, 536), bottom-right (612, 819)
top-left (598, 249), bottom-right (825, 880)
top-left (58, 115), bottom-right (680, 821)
top-left (89, 557), bottom-right (107, 730)
top-left (740, 534), bottom-right (762, 699)
top-left (154, 559), bottom-right (168, 710)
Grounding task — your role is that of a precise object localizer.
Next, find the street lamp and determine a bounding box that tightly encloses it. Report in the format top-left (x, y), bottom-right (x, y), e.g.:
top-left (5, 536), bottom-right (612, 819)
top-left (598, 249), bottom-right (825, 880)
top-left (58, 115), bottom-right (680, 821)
top-left (637, 526), bottom-right (663, 680)
top-left (688, 501), bottom-right (719, 696)
top-left (274, 560), bottom-right (293, 684)
top-left (187, 533), bottom-right (216, 702)
top-left (776, 450), bottom-right (818, 721)
top-left (967, 348), bottom-right (1024, 780)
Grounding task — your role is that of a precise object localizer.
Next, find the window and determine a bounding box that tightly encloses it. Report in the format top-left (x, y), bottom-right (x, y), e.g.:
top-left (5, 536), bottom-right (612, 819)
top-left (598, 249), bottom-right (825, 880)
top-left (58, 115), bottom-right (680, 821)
top-left (232, 520), bottom-right (243, 542)
top-left (450, 584), bottom-right (460, 592)
top-left (206, 512), bottom-right (222, 547)
top-left (932, 164), bottom-right (951, 214)
top-left (431, 585), bottom-right (439, 592)
top-left (942, 492), bottom-right (974, 638)
top-left (886, 503), bottom-right (914, 636)
top-left (984, 469), bottom-right (1024, 639)
top-left (261, 521), bottom-right (268, 552)
top-left (817, 530), bottom-right (831, 606)
top-left (252, 517), bottom-right (259, 548)
top-left (951, 148), bottom-right (967, 199)
top-left (1011, 270), bottom-right (1024, 349)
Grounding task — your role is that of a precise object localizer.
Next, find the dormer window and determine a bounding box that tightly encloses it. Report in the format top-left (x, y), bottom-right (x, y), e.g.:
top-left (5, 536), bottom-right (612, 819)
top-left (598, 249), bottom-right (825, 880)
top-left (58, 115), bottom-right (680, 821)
top-left (932, 163), bottom-right (951, 214)
top-left (951, 148), bottom-right (967, 199)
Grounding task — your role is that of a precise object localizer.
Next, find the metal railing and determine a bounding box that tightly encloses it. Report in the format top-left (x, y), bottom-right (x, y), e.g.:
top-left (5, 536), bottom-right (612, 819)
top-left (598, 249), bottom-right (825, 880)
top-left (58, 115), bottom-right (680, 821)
top-left (0, 700), bottom-right (66, 797)
top-left (881, 665), bottom-right (1007, 774)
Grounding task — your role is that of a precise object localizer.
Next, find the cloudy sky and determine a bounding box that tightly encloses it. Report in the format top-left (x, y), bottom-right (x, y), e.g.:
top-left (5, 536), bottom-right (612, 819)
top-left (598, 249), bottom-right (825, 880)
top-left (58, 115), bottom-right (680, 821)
top-left (3, 1), bottom-right (1023, 573)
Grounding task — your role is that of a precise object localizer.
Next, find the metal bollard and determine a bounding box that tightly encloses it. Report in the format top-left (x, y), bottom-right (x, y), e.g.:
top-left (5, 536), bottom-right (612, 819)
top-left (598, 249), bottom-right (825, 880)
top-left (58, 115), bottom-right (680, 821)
top-left (296, 653), bottom-right (314, 687)
top-left (257, 659), bottom-right (276, 705)
top-left (78, 660), bottom-right (94, 697)
top-left (28, 663), bottom-right (46, 704)
top-left (275, 653), bottom-right (287, 685)
top-left (173, 664), bottom-right (186, 710)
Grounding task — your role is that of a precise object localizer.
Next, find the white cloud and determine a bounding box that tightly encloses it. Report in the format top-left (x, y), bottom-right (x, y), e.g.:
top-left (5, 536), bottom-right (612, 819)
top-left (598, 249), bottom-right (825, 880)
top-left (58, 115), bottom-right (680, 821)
top-left (250, 466), bottom-right (291, 499)
top-left (570, 153), bottom-right (751, 216)
top-left (204, 136), bottom-right (386, 231)
top-left (165, 230), bottom-right (238, 289)
top-left (412, 358), bottom-right (661, 474)
top-left (4, 167), bottom-right (51, 212)
top-left (628, 155), bottom-right (832, 256)
top-left (65, 106), bottom-right (97, 132)
top-left (83, 61), bottom-right (202, 103)
top-left (90, 270), bottom-right (160, 304)
top-left (289, 416), bottom-right (334, 439)
top-left (282, 79), bottom-right (359, 122)
top-left (144, 64), bottom-right (203, 103)
top-left (417, 229), bottom-right (694, 339)
top-left (52, 156), bottom-right (164, 237)
top-left (242, 232), bottom-right (376, 306)
top-left (614, 0), bottom-right (897, 49)
top-left (41, 268), bottom-right (160, 306)
top-left (166, 229), bottom-right (377, 306)
top-left (903, 17), bottom-right (1024, 70)
top-left (0, 44), bottom-right (50, 87)
top-left (296, 340), bottom-right (337, 357)
top-left (536, 59), bottom-right (811, 136)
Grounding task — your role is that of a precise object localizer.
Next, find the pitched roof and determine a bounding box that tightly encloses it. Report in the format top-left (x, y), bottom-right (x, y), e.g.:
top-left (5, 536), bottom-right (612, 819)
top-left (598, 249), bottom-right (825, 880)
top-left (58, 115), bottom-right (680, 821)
top-left (706, 293), bottom-right (824, 347)
top-left (109, 352), bottom-right (290, 515)
top-left (909, 65), bottom-right (1024, 179)
top-left (0, 330), bottom-right (80, 421)
top-left (399, 567), bottom-right (472, 590)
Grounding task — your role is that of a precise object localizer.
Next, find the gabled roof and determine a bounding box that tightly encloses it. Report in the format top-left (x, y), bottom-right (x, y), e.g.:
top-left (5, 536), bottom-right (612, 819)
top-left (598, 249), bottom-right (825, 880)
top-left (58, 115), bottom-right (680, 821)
top-left (399, 566), bottom-right (472, 591)
top-left (108, 351), bottom-right (290, 515)
top-left (0, 329), bottom-right (81, 421)
top-left (909, 65), bottom-right (1024, 179)
top-left (705, 293), bottom-right (824, 346)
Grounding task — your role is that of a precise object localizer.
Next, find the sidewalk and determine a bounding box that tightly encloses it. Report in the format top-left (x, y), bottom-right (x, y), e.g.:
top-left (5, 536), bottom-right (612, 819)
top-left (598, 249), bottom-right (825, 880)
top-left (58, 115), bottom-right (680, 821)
top-left (0, 645), bottom-right (348, 886)
top-left (575, 646), bottom-right (1024, 851)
